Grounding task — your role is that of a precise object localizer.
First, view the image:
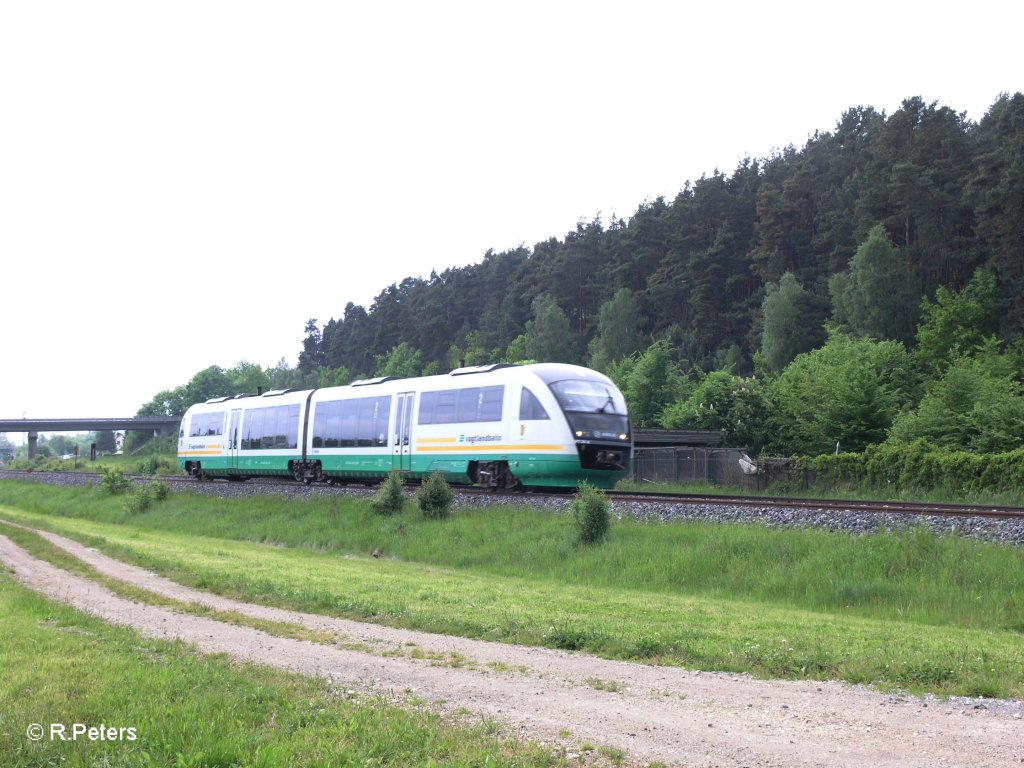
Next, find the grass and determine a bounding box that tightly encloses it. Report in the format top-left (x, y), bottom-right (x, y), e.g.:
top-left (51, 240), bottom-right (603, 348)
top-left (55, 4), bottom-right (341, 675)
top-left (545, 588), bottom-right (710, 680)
top-left (0, 481), bottom-right (1022, 699)
top-left (0, 575), bottom-right (567, 768)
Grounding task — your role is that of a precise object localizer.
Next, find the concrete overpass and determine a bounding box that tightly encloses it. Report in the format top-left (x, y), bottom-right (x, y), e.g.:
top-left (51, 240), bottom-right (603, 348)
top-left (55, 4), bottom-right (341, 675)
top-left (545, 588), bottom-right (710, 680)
top-left (0, 417), bottom-right (181, 459)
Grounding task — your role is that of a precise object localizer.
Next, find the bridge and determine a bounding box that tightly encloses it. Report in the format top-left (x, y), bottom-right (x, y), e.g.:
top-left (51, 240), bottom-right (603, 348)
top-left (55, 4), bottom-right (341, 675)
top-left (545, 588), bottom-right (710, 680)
top-left (0, 418), bottom-right (181, 459)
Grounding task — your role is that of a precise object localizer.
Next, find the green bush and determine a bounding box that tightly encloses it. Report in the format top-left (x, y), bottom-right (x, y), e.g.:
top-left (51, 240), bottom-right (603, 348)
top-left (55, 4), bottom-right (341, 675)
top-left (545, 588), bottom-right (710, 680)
top-left (417, 472), bottom-right (454, 520)
top-left (371, 471), bottom-right (407, 516)
top-left (98, 467), bottom-right (131, 495)
top-left (571, 482), bottom-right (610, 545)
top-left (123, 481), bottom-right (170, 515)
top-left (799, 441), bottom-right (1024, 495)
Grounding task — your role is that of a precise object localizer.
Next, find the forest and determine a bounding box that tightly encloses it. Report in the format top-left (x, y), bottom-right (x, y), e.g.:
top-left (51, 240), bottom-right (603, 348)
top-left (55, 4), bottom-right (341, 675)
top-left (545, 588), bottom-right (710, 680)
top-left (138, 94), bottom-right (1024, 468)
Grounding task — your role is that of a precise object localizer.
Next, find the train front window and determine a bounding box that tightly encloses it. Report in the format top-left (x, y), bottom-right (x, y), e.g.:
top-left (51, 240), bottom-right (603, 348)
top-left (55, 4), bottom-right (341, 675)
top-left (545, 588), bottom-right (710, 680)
top-left (548, 379), bottom-right (629, 441)
top-left (549, 380), bottom-right (626, 415)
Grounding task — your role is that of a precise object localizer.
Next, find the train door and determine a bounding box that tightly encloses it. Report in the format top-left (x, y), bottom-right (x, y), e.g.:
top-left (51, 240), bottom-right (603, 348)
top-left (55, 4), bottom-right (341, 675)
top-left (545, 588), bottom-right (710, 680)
top-left (228, 409), bottom-right (242, 471)
top-left (392, 392), bottom-right (415, 472)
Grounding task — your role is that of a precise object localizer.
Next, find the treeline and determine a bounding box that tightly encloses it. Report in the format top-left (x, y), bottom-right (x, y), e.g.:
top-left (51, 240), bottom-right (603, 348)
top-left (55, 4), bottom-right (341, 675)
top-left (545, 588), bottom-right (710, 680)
top-left (138, 94), bottom-right (1024, 461)
top-left (301, 94), bottom-right (1024, 381)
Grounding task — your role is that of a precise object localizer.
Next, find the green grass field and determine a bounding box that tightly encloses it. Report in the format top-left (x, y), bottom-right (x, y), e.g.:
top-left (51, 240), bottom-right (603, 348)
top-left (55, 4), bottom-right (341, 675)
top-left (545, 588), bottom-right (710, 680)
top-left (0, 480), bottom-right (1021, 701)
top-left (0, 576), bottom-right (567, 768)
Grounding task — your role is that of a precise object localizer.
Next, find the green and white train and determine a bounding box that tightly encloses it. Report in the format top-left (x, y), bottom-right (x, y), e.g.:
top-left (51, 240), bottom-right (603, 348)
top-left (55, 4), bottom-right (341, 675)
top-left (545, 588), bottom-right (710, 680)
top-left (178, 363), bottom-right (632, 489)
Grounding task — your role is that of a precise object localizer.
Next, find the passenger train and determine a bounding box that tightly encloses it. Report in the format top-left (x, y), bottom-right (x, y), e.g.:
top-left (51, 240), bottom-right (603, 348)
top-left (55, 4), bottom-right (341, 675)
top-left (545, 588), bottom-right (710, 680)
top-left (177, 363), bottom-right (632, 489)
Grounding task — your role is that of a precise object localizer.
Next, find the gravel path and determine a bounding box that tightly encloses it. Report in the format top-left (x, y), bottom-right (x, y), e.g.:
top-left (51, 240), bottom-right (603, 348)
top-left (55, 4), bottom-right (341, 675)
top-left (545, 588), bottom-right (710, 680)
top-left (2, 525), bottom-right (1021, 767)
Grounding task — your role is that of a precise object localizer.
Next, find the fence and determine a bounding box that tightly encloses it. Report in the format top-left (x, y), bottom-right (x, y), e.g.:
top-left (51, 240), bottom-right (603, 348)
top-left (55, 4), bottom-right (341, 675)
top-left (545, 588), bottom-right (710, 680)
top-left (631, 447), bottom-right (770, 490)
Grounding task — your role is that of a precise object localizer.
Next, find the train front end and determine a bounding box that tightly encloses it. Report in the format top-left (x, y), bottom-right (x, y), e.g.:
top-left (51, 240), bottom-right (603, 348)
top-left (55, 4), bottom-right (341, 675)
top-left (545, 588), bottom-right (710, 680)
top-left (528, 365), bottom-right (632, 489)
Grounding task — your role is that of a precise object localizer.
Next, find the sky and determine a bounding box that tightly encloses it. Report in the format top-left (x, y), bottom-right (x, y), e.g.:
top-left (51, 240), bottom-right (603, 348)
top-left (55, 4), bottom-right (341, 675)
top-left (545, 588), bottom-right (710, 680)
top-left (1, 0), bottom-right (1020, 429)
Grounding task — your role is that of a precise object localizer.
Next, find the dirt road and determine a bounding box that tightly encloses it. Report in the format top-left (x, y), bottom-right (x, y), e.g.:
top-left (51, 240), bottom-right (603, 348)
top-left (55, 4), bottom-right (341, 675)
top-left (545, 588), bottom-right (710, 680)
top-left (1, 526), bottom-right (1020, 767)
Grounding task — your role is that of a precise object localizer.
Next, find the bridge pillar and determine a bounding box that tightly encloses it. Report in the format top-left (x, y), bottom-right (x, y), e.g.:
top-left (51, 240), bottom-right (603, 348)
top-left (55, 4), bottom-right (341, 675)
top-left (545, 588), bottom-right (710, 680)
top-left (28, 432), bottom-right (38, 459)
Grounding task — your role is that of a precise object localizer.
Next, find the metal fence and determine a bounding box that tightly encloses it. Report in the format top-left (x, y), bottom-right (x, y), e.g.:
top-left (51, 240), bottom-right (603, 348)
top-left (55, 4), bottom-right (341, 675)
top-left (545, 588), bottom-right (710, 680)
top-left (631, 447), bottom-right (765, 489)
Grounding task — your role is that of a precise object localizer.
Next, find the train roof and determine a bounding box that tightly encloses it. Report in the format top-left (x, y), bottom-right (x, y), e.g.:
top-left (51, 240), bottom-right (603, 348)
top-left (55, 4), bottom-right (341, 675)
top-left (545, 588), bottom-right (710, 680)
top-left (183, 363), bottom-right (616, 416)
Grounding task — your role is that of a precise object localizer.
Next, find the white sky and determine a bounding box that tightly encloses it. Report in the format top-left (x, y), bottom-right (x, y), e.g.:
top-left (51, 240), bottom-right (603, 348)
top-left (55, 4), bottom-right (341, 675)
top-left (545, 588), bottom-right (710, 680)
top-left (1, 0), bottom-right (1020, 426)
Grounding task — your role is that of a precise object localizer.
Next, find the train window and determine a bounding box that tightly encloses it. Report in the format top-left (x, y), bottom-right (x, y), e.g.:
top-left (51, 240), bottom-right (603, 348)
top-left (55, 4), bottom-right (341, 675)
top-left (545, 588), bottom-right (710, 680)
top-left (339, 399), bottom-right (358, 447)
top-left (313, 396), bottom-right (390, 448)
top-left (189, 412), bottom-right (225, 438)
top-left (357, 398), bottom-right (377, 446)
top-left (434, 391), bottom-right (457, 424)
top-left (241, 405), bottom-right (299, 450)
top-left (418, 391), bottom-right (436, 424)
top-left (243, 408), bottom-right (262, 450)
top-left (519, 388), bottom-right (549, 420)
top-left (207, 412), bottom-right (224, 436)
top-left (419, 386), bottom-right (504, 424)
top-left (478, 386), bottom-right (503, 421)
top-left (456, 389), bottom-right (479, 422)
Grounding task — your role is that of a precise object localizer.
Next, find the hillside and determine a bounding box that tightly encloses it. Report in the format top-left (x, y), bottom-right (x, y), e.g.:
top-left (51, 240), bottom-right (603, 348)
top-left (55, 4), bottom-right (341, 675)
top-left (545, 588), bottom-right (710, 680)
top-left (300, 93), bottom-right (1024, 379)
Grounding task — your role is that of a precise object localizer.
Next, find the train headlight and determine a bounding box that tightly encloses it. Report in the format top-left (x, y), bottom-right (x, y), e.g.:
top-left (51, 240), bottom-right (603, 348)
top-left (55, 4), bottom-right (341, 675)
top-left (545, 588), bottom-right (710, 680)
top-left (619, 433), bottom-right (628, 441)
top-left (575, 430), bottom-right (585, 438)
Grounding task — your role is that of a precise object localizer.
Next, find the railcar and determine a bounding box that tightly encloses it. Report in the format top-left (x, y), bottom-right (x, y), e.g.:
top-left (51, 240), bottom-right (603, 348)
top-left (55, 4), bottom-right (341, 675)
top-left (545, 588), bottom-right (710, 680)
top-left (178, 363), bottom-right (632, 489)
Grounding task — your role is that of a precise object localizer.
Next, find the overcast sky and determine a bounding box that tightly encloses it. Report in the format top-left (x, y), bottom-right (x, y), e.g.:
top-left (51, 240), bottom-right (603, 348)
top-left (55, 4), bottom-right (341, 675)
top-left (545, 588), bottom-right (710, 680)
top-left (1, 1), bottom-right (1019, 430)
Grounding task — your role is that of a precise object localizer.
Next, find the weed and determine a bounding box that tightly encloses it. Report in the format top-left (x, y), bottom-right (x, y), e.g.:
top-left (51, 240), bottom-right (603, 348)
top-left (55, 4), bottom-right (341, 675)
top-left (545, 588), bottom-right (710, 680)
top-left (98, 467), bottom-right (130, 495)
top-left (584, 677), bottom-right (621, 692)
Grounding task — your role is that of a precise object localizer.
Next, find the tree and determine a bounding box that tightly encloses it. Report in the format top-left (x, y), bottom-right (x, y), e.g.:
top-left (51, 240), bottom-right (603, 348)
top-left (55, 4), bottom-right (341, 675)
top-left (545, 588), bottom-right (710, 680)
top-left (503, 334), bottom-right (529, 364)
top-left (317, 366), bottom-right (354, 387)
top-left (229, 361), bottom-right (271, 395)
top-left (136, 387), bottom-right (186, 418)
top-left (297, 318), bottom-right (325, 376)
top-left (765, 330), bottom-right (915, 454)
top-left (915, 269), bottom-right (1001, 372)
top-left (662, 370), bottom-right (766, 451)
top-left (587, 288), bottom-right (645, 372)
top-left (888, 340), bottom-right (1024, 452)
top-left (94, 430), bottom-right (117, 454)
top-left (183, 366), bottom-right (232, 407)
top-left (524, 294), bottom-right (578, 364)
top-left (623, 341), bottom-right (684, 428)
top-left (829, 225), bottom-right (919, 344)
top-left (760, 272), bottom-right (827, 372)
top-left (966, 93), bottom-right (1024, 337)
top-left (448, 331), bottom-right (492, 369)
top-left (375, 342), bottom-right (423, 378)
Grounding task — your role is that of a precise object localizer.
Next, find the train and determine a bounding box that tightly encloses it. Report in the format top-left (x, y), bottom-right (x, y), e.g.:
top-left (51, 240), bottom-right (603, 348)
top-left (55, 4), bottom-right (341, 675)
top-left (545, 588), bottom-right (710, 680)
top-left (177, 363), bottom-right (632, 489)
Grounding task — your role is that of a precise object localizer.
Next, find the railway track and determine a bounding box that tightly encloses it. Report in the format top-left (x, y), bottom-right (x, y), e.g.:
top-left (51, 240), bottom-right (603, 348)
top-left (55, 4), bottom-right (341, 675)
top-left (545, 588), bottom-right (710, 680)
top-left (4, 468), bottom-right (1024, 520)
top-left (604, 490), bottom-right (1024, 520)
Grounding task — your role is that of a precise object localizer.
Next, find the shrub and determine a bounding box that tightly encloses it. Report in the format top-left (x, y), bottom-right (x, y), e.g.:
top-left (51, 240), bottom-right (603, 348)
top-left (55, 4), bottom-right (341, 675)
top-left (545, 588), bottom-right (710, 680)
top-left (124, 486), bottom-right (152, 515)
top-left (417, 472), bottom-right (454, 520)
top-left (571, 482), bottom-right (610, 545)
top-left (371, 471), bottom-right (406, 516)
top-left (99, 467), bottom-right (131, 495)
top-left (123, 481), bottom-right (170, 515)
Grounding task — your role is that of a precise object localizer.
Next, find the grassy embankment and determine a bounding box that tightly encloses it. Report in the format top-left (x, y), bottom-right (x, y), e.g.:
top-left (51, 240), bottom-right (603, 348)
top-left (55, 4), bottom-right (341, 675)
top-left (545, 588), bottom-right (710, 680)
top-left (0, 480), bottom-right (1021, 701)
top-left (0, 575), bottom-right (569, 768)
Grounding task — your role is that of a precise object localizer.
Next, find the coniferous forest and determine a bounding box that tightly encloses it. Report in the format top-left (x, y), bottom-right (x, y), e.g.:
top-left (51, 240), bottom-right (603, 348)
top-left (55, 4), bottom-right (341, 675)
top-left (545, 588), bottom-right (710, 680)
top-left (140, 94), bottom-right (1024, 475)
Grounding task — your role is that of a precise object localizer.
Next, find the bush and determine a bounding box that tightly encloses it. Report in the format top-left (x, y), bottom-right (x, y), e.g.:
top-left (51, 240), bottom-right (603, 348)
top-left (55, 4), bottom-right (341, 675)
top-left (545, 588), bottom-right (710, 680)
top-left (99, 467), bottom-right (131, 495)
top-left (123, 481), bottom-right (170, 515)
top-left (135, 456), bottom-right (178, 475)
top-left (417, 472), bottom-right (454, 519)
top-left (799, 441), bottom-right (1024, 495)
top-left (371, 471), bottom-right (406, 516)
top-left (571, 482), bottom-right (610, 545)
